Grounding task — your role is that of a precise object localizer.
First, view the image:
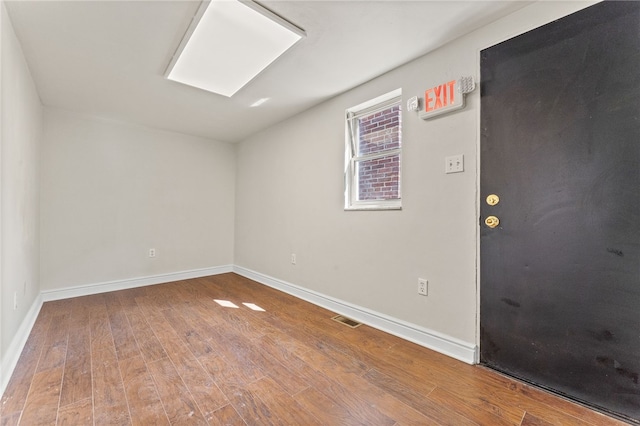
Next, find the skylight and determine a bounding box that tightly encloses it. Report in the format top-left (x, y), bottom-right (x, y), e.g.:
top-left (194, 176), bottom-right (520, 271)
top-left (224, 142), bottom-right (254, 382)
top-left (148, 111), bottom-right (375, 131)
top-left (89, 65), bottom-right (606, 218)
top-left (166, 0), bottom-right (305, 97)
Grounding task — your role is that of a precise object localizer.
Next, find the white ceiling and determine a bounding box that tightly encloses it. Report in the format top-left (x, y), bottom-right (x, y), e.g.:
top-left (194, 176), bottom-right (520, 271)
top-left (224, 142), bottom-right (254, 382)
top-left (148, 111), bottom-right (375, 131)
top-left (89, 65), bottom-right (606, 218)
top-left (6, 1), bottom-right (530, 143)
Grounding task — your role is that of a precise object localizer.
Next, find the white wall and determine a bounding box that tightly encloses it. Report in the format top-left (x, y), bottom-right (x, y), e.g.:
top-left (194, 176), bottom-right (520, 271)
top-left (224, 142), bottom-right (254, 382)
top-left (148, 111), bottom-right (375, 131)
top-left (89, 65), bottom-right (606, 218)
top-left (0, 1), bottom-right (43, 388)
top-left (40, 108), bottom-right (235, 291)
top-left (235, 1), bottom-right (597, 349)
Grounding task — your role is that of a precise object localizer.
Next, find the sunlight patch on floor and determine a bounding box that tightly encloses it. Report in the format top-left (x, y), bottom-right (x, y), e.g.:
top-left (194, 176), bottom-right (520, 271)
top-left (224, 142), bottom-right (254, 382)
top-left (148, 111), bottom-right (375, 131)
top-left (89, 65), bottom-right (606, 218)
top-left (213, 299), bottom-right (239, 308)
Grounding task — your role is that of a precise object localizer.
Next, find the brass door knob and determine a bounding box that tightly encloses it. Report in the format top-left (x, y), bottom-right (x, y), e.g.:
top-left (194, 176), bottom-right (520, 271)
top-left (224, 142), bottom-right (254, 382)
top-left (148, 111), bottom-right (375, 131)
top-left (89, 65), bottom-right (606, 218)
top-left (485, 216), bottom-right (500, 228)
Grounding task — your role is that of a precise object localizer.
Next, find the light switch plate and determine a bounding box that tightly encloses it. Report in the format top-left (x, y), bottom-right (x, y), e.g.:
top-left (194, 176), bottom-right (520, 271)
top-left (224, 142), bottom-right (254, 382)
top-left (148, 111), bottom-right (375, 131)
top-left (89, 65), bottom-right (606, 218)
top-left (445, 154), bottom-right (464, 174)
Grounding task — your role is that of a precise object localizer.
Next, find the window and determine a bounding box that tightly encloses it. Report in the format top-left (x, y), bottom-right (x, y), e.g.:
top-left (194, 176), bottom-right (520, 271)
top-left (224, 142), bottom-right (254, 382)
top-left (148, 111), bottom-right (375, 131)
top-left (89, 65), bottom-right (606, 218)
top-left (345, 89), bottom-right (402, 210)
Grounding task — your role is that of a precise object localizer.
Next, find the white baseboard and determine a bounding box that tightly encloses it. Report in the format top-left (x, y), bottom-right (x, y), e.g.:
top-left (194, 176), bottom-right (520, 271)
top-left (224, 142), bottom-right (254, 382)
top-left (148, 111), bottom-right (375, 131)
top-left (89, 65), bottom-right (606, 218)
top-left (1, 293), bottom-right (43, 397)
top-left (233, 265), bottom-right (478, 364)
top-left (41, 265), bottom-right (234, 302)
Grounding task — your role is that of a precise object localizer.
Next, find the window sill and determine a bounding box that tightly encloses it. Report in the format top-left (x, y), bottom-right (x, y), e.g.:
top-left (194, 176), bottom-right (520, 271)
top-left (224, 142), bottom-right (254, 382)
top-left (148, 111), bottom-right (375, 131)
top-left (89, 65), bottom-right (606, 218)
top-left (344, 204), bottom-right (402, 211)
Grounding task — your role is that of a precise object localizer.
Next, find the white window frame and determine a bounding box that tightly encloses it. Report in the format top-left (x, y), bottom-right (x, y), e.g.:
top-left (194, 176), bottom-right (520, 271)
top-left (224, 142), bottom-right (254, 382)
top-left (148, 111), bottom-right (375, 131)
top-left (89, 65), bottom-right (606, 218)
top-left (345, 88), bottom-right (402, 211)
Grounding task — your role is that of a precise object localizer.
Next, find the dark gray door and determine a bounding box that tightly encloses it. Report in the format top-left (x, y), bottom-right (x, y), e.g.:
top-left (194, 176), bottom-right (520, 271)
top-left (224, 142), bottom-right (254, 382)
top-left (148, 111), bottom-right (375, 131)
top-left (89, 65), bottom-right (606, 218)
top-left (480, 1), bottom-right (640, 422)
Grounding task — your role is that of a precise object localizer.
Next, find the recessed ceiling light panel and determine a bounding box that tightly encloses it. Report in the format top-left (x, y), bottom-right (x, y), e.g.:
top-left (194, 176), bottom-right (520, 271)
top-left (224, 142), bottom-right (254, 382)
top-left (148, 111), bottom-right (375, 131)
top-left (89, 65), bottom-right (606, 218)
top-left (166, 0), bottom-right (305, 97)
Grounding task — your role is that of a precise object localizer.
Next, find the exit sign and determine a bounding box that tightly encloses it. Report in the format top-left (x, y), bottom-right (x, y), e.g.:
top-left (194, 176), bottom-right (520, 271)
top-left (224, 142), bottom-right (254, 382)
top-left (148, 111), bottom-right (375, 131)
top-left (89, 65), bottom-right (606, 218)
top-left (419, 76), bottom-right (475, 120)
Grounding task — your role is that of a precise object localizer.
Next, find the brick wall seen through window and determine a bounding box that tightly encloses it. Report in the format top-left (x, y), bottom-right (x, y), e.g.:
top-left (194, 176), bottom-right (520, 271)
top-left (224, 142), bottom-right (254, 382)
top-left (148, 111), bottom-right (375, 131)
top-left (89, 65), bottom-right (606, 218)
top-left (356, 104), bottom-right (401, 201)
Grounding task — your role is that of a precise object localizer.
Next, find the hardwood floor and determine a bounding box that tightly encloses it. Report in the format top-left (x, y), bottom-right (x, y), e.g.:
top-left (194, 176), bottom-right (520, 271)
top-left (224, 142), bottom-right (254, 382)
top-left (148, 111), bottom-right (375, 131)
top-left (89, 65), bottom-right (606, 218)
top-left (0, 273), bottom-right (629, 425)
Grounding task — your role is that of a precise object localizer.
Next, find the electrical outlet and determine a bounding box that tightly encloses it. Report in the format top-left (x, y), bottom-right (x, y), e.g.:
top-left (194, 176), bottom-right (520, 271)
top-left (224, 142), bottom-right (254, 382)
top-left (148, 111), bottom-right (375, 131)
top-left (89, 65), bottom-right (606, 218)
top-left (149, 248), bottom-right (156, 258)
top-left (445, 154), bottom-right (464, 174)
top-left (291, 253), bottom-right (296, 265)
top-left (418, 278), bottom-right (428, 296)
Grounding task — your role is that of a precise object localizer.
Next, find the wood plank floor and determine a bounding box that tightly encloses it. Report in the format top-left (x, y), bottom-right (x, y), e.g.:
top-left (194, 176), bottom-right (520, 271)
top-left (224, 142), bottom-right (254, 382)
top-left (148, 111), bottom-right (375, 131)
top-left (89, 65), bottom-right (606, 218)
top-left (0, 273), bottom-right (629, 425)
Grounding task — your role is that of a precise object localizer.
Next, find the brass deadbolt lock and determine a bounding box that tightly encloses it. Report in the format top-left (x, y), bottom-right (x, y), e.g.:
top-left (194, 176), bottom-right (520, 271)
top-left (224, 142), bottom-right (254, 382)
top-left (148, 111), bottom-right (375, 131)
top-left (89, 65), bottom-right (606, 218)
top-left (485, 216), bottom-right (500, 228)
top-left (486, 194), bottom-right (500, 206)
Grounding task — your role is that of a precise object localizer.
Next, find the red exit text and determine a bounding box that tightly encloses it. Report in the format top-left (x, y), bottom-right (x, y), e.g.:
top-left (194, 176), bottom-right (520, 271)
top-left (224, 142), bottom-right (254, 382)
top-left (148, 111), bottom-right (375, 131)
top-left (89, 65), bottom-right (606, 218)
top-left (425, 80), bottom-right (456, 112)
